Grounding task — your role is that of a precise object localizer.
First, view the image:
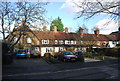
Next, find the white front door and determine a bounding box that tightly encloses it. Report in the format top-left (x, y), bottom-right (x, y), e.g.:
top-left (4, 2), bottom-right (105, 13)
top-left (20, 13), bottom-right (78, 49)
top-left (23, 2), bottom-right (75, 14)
top-left (41, 48), bottom-right (46, 56)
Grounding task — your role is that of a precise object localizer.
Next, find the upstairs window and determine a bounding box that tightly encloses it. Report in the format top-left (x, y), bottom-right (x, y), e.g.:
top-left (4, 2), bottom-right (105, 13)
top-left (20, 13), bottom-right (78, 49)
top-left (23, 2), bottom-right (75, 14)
top-left (65, 40), bottom-right (70, 44)
top-left (42, 40), bottom-right (49, 44)
top-left (59, 40), bottom-right (64, 44)
top-left (55, 40), bottom-right (58, 44)
top-left (80, 41), bottom-right (83, 45)
top-left (71, 40), bottom-right (76, 44)
top-left (27, 37), bottom-right (32, 43)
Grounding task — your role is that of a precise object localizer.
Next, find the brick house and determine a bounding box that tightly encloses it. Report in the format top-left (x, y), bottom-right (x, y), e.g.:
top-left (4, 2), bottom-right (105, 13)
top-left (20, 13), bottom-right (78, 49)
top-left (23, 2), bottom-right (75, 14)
top-left (6, 19), bottom-right (119, 56)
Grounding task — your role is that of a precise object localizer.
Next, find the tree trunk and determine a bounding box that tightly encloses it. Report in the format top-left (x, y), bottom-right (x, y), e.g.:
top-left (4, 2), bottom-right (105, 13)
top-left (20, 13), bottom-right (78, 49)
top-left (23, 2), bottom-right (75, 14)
top-left (1, 16), bottom-right (5, 41)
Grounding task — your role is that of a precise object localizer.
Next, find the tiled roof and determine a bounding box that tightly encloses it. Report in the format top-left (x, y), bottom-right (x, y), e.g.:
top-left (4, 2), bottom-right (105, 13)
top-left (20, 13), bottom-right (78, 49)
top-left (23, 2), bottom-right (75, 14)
top-left (110, 31), bottom-right (120, 40)
top-left (33, 31), bottom-right (117, 41)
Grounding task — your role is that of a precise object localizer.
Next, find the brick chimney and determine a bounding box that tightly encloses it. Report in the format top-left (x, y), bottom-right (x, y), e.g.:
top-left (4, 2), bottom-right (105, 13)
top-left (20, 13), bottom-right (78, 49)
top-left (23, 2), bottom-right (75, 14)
top-left (43, 25), bottom-right (47, 31)
top-left (94, 28), bottom-right (99, 37)
top-left (79, 27), bottom-right (84, 38)
top-left (54, 26), bottom-right (57, 32)
top-left (65, 27), bottom-right (68, 33)
top-left (22, 18), bottom-right (26, 26)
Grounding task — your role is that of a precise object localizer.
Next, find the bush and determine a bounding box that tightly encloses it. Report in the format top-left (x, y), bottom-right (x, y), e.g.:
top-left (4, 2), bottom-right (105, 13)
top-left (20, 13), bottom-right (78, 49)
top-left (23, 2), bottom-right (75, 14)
top-left (93, 55), bottom-right (104, 60)
top-left (82, 52), bottom-right (93, 58)
top-left (44, 53), bottom-right (51, 59)
top-left (51, 52), bottom-right (58, 58)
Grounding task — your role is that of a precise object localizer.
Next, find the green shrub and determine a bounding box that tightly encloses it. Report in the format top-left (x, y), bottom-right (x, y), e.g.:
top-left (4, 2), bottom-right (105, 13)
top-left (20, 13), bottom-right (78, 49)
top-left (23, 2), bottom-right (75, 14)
top-left (93, 55), bottom-right (104, 60)
top-left (83, 52), bottom-right (93, 58)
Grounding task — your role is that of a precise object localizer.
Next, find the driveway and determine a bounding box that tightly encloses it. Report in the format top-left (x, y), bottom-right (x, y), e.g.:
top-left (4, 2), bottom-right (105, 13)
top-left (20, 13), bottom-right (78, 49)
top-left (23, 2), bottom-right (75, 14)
top-left (3, 58), bottom-right (57, 75)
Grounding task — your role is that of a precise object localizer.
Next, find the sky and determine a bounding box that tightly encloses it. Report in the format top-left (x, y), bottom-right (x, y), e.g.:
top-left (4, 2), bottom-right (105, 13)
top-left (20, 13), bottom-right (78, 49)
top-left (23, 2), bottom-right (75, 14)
top-left (44, 1), bottom-right (118, 34)
top-left (0, 0), bottom-right (119, 39)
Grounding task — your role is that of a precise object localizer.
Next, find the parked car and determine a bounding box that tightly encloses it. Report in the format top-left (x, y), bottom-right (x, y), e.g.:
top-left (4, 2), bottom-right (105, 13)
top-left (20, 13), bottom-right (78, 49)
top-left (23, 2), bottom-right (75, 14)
top-left (74, 51), bottom-right (84, 62)
top-left (16, 49), bottom-right (28, 58)
top-left (57, 51), bottom-right (78, 62)
top-left (30, 50), bottom-right (41, 58)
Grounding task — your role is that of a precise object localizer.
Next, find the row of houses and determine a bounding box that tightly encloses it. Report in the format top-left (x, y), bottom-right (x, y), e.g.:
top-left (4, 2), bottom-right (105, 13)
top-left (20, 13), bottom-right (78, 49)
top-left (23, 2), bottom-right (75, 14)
top-left (6, 18), bottom-right (120, 56)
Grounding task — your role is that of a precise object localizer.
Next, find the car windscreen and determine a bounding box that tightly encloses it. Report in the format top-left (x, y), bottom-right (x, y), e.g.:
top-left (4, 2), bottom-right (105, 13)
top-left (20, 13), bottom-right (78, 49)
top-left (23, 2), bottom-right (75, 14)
top-left (64, 51), bottom-right (73, 55)
top-left (31, 50), bottom-right (40, 54)
top-left (18, 50), bottom-right (26, 54)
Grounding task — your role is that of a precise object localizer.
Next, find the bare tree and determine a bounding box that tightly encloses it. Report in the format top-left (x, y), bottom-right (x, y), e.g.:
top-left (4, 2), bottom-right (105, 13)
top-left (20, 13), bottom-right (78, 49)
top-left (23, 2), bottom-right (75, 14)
top-left (1, 1), bottom-right (48, 49)
top-left (14, 2), bottom-right (48, 29)
top-left (0, 2), bottom-right (14, 40)
top-left (72, 0), bottom-right (120, 19)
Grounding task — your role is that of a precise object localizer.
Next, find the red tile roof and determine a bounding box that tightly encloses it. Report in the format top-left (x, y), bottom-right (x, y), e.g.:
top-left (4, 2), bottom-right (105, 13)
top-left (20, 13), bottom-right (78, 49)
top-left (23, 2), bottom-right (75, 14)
top-left (110, 31), bottom-right (120, 40)
top-left (33, 31), bottom-right (118, 41)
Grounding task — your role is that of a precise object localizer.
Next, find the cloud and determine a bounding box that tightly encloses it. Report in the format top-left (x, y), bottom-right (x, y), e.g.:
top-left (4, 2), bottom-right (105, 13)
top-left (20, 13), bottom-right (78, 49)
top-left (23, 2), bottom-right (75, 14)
top-left (60, 0), bottom-right (119, 14)
top-left (95, 19), bottom-right (119, 34)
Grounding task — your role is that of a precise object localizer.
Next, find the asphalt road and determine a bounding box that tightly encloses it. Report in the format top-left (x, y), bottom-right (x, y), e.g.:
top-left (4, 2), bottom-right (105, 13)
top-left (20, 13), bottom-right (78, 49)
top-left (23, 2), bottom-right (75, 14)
top-left (2, 57), bottom-right (119, 79)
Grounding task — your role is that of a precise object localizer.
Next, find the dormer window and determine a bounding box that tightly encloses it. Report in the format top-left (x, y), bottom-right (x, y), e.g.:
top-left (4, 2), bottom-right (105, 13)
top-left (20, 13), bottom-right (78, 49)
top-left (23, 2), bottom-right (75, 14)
top-left (42, 40), bottom-right (49, 44)
top-left (27, 37), bottom-right (32, 43)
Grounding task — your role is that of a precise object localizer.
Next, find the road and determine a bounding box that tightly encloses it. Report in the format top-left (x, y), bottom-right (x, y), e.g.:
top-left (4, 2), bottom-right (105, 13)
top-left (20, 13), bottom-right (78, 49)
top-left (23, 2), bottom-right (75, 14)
top-left (2, 57), bottom-right (119, 79)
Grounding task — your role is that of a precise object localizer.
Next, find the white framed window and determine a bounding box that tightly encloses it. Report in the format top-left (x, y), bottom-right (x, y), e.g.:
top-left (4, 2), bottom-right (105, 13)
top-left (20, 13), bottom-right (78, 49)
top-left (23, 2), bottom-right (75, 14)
top-left (71, 40), bottom-right (76, 44)
top-left (55, 40), bottom-right (58, 44)
top-left (27, 37), bottom-right (32, 43)
top-left (71, 40), bottom-right (74, 44)
top-left (112, 41), bottom-right (116, 44)
top-left (65, 40), bottom-right (70, 44)
top-left (42, 40), bottom-right (49, 44)
top-left (97, 41), bottom-right (100, 45)
top-left (46, 48), bottom-right (52, 52)
top-left (59, 40), bottom-right (64, 44)
top-left (65, 40), bottom-right (68, 44)
top-left (103, 41), bottom-right (106, 45)
top-left (80, 41), bottom-right (83, 44)
top-left (59, 47), bottom-right (63, 52)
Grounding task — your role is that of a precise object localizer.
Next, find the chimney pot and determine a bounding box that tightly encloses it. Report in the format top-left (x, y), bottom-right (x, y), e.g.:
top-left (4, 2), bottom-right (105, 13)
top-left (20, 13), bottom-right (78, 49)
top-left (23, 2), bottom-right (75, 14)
top-left (43, 25), bottom-right (47, 31)
top-left (65, 27), bottom-right (68, 33)
top-left (54, 26), bottom-right (57, 32)
top-left (79, 27), bottom-right (84, 38)
top-left (94, 28), bottom-right (99, 37)
top-left (22, 18), bottom-right (26, 26)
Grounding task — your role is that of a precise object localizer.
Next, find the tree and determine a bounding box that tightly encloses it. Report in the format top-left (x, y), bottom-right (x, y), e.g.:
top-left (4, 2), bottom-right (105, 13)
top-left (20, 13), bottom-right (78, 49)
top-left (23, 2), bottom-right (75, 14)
top-left (50, 17), bottom-right (64, 32)
top-left (0, 1), bottom-right (48, 49)
top-left (0, 2), bottom-right (14, 40)
top-left (72, 0), bottom-right (120, 20)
